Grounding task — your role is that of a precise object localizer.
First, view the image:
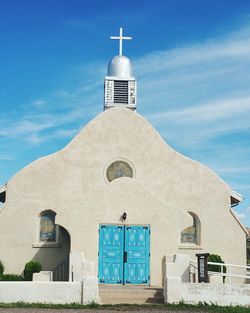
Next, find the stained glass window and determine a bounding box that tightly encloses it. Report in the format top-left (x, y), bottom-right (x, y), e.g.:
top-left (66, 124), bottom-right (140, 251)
top-left (106, 160), bottom-right (133, 182)
top-left (40, 211), bottom-right (56, 242)
top-left (181, 212), bottom-right (200, 244)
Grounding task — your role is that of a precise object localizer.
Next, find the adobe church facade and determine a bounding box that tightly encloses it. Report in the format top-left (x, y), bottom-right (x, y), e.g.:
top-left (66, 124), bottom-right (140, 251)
top-left (0, 29), bottom-right (247, 286)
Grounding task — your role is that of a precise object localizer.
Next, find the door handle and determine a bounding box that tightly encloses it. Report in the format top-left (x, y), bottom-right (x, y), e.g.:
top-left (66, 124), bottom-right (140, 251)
top-left (124, 251), bottom-right (127, 263)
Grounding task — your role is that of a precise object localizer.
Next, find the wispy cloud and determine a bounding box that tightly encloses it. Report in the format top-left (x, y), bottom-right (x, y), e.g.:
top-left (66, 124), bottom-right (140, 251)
top-left (31, 99), bottom-right (47, 109)
top-left (0, 154), bottom-right (14, 161)
top-left (26, 128), bottom-right (79, 144)
top-left (137, 25), bottom-right (250, 75)
top-left (146, 97), bottom-right (250, 124)
top-left (64, 11), bottom-right (148, 34)
top-left (135, 23), bottom-right (250, 149)
top-left (135, 22), bottom-right (250, 226)
top-left (0, 119), bottom-right (55, 137)
top-left (234, 211), bottom-right (246, 220)
top-left (0, 18), bottom-right (250, 225)
top-left (0, 106), bottom-right (97, 143)
top-left (0, 69), bottom-right (102, 144)
top-left (229, 183), bottom-right (250, 191)
top-left (216, 166), bottom-right (250, 175)
top-left (65, 19), bottom-right (96, 32)
top-left (1, 21), bottom-right (249, 150)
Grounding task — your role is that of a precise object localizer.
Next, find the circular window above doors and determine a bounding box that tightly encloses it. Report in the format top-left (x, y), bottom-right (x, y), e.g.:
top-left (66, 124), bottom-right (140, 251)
top-left (106, 160), bottom-right (134, 182)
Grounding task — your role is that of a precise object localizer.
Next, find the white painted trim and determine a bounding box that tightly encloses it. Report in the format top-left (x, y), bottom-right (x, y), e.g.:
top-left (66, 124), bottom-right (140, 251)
top-left (32, 243), bottom-right (61, 248)
top-left (230, 190), bottom-right (243, 203)
top-left (33, 223), bottom-right (60, 248)
top-left (105, 76), bottom-right (135, 81)
top-left (178, 245), bottom-right (203, 250)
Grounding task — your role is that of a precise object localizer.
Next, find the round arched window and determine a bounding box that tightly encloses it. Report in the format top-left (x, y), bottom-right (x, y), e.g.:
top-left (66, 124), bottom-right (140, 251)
top-left (106, 160), bottom-right (133, 182)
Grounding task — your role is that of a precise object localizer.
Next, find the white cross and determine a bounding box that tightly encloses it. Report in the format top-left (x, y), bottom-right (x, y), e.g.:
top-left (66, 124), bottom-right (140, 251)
top-left (110, 27), bottom-right (132, 56)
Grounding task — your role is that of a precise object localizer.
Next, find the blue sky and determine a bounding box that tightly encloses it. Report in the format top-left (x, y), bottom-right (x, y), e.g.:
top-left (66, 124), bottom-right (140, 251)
top-left (0, 0), bottom-right (250, 226)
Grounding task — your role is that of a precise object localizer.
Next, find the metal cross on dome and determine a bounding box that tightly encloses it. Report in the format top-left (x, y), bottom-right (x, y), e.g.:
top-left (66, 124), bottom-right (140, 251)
top-left (110, 27), bottom-right (132, 56)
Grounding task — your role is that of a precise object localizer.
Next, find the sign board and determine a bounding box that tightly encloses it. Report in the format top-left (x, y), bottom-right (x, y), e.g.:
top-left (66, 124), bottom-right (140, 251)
top-left (196, 253), bottom-right (210, 283)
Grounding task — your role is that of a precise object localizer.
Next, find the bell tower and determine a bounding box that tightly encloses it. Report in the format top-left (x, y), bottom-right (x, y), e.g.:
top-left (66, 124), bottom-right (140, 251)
top-left (104, 27), bottom-right (137, 111)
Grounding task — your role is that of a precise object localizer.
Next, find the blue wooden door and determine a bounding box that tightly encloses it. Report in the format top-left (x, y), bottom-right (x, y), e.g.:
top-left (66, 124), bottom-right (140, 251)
top-left (98, 225), bottom-right (150, 284)
top-left (124, 226), bottom-right (150, 284)
top-left (98, 225), bottom-right (124, 284)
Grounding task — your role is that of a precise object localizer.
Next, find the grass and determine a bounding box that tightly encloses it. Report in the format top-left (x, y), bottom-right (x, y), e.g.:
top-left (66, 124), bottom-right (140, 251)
top-left (0, 302), bottom-right (249, 312)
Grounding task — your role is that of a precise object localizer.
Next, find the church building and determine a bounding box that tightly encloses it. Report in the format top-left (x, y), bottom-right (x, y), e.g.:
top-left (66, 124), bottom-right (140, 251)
top-left (0, 28), bottom-right (247, 286)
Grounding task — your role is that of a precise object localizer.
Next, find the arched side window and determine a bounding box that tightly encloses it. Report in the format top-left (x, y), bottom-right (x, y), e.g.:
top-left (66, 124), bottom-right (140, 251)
top-left (181, 212), bottom-right (201, 245)
top-left (40, 210), bottom-right (56, 242)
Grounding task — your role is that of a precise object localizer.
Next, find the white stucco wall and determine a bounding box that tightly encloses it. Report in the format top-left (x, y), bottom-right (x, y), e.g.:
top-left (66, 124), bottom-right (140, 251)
top-left (0, 279), bottom-right (99, 304)
top-left (0, 108), bottom-right (247, 286)
top-left (0, 282), bottom-right (82, 304)
top-left (181, 283), bottom-right (250, 306)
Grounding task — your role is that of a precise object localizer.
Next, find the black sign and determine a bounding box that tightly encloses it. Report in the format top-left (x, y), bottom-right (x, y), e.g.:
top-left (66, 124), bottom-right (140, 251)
top-left (196, 253), bottom-right (210, 283)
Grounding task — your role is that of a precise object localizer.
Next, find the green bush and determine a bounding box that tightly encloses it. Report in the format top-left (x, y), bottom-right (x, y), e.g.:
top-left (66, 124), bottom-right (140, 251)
top-left (208, 254), bottom-right (226, 273)
top-left (0, 274), bottom-right (24, 281)
top-left (23, 261), bottom-right (42, 281)
top-left (0, 260), bottom-right (4, 277)
top-left (208, 254), bottom-right (227, 283)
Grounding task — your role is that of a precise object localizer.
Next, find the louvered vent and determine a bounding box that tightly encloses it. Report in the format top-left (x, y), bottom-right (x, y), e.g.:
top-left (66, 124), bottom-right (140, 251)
top-left (114, 80), bottom-right (128, 104)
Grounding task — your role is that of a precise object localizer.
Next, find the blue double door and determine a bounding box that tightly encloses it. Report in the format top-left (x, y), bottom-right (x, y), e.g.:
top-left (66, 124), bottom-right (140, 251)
top-left (98, 225), bottom-right (150, 284)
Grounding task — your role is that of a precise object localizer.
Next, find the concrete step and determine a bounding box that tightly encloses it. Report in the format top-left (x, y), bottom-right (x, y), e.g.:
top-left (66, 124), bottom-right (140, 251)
top-left (99, 285), bottom-right (164, 304)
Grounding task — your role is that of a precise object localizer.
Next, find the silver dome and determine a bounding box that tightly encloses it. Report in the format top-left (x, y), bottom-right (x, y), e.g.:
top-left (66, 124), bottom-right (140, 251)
top-left (107, 55), bottom-right (133, 77)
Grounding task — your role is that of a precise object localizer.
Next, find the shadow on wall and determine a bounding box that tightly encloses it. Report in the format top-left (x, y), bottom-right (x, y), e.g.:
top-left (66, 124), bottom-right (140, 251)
top-left (162, 257), bottom-right (166, 286)
top-left (31, 225), bottom-right (71, 281)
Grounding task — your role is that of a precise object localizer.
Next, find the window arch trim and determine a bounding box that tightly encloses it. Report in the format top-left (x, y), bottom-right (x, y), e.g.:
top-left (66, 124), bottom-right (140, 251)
top-left (180, 211), bottom-right (201, 245)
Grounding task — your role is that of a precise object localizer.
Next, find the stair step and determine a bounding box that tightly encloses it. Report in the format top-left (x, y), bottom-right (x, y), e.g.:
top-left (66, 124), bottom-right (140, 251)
top-left (99, 286), bottom-right (164, 304)
top-left (100, 297), bottom-right (164, 304)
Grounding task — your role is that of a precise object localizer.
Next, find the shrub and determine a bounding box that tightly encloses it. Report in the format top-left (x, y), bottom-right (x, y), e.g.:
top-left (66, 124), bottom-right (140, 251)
top-left (208, 254), bottom-right (226, 273)
top-left (24, 261), bottom-right (42, 281)
top-left (0, 274), bottom-right (24, 281)
top-left (0, 260), bottom-right (4, 277)
top-left (208, 254), bottom-right (227, 282)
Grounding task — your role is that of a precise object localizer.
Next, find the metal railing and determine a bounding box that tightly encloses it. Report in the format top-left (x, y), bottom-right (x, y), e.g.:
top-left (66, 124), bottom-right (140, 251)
top-left (52, 257), bottom-right (69, 281)
top-left (190, 260), bottom-right (250, 284)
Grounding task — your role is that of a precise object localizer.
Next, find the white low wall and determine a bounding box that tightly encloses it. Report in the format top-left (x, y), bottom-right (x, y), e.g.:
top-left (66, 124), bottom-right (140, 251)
top-left (0, 278), bottom-right (99, 305)
top-left (0, 252), bottom-right (99, 305)
top-left (181, 283), bottom-right (250, 306)
top-left (164, 253), bottom-right (250, 307)
top-left (0, 282), bottom-right (81, 304)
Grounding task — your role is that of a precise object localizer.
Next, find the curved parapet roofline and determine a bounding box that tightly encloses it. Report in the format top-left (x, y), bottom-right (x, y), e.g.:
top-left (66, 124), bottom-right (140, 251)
top-left (8, 107), bottom-right (231, 196)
